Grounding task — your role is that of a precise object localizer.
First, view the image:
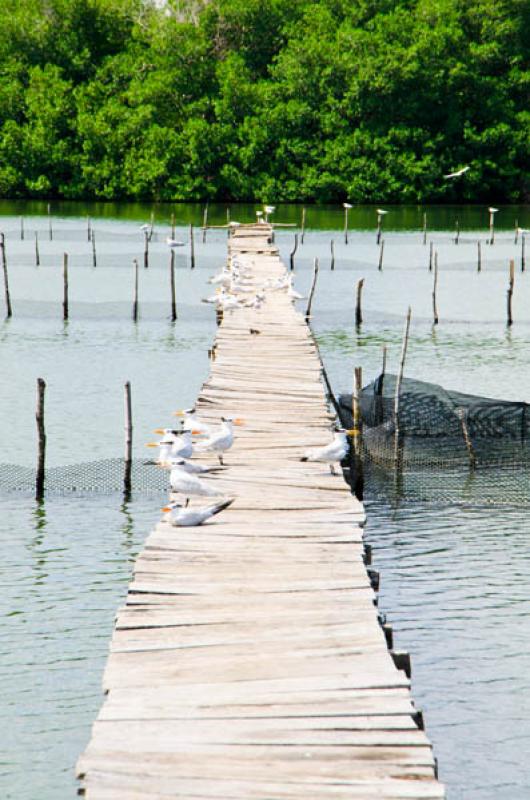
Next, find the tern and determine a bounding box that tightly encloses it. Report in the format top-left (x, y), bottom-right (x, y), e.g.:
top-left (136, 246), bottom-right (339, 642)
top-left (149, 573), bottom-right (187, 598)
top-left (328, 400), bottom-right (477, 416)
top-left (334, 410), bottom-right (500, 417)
top-left (161, 498), bottom-right (235, 527)
top-left (300, 428), bottom-right (356, 474)
top-left (488, 207), bottom-right (499, 214)
top-left (147, 430), bottom-right (194, 461)
top-left (173, 408), bottom-right (211, 436)
top-left (343, 203), bottom-right (353, 209)
top-left (166, 237), bottom-right (185, 247)
top-left (196, 416), bottom-right (243, 465)
top-left (287, 276), bottom-right (304, 301)
top-left (443, 166), bottom-right (470, 179)
top-left (168, 461), bottom-right (223, 496)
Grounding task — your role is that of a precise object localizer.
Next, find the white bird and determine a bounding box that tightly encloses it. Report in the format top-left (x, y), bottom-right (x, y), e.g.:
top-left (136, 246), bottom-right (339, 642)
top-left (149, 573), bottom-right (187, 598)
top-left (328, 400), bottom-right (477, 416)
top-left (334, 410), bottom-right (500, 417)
top-left (161, 498), bottom-right (235, 527)
top-left (219, 294), bottom-right (242, 312)
top-left (196, 416), bottom-right (243, 465)
top-left (167, 237), bottom-right (185, 247)
top-left (264, 205), bottom-right (276, 214)
top-left (145, 432), bottom-right (175, 465)
top-left (488, 207), bottom-right (499, 214)
top-left (300, 429), bottom-right (355, 474)
top-left (443, 166), bottom-right (470, 179)
top-left (287, 276), bottom-right (304, 301)
top-left (172, 408), bottom-right (211, 436)
top-left (140, 224), bottom-right (150, 232)
top-left (517, 227), bottom-right (530, 234)
top-left (149, 429), bottom-right (194, 460)
top-left (376, 209), bottom-right (388, 216)
top-left (209, 271), bottom-right (232, 286)
top-left (343, 202), bottom-right (353, 209)
top-left (168, 461), bottom-right (223, 497)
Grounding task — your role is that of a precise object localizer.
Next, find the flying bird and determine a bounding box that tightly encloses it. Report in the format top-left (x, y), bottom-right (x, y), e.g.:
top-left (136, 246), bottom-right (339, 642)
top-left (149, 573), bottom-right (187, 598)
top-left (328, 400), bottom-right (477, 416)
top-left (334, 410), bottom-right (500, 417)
top-left (443, 166), bottom-right (470, 179)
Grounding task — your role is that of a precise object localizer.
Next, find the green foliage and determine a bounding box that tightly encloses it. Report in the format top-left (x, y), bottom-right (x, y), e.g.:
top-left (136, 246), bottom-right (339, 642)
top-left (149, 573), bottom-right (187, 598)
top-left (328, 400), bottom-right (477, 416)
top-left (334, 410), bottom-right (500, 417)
top-left (0, 0), bottom-right (527, 201)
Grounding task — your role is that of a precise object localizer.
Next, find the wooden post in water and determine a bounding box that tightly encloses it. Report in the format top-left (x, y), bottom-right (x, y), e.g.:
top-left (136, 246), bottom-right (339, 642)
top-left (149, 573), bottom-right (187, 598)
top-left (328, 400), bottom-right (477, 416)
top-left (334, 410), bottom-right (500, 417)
top-left (514, 220), bottom-right (518, 245)
top-left (63, 252), bottom-right (69, 321)
top-left (507, 259), bottom-right (514, 327)
top-left (428, 241), bottom-right (433, 271)
top-left (521, 235), bottom-right (526, 272)
top-left (36, 378), bottom-right (46, 500)
top-left (226, 207), bottom-right (231, 225)
top-left (171, 212), bottom-right (176, 240)
top-left (330, 239), bottom-right (335, 271)
top-left (290, 233), bottom-right (298, 271)
top-left (143, 230), bottom-right (149, 269)
top-left (47, 203), bottom-right (53, 241)
top-left (20, 217), bottom-right (24, 241)
top-left (344, 204), bottom-right (351, 245)
top-left (454, 219), bottom-right (460, 245)
top-left (132, 258), bottom-right (139, 322)
top-left (381, 344), bottom-right (387, 380)
top-left (124, 381), bottom-right (133, 496)
top-left (355, 278), bottom-right (364, 327)
top-left (35, 231), bottom-right (40, 266)
top-left (432, 261), bottom-right (439, 325)
top-left (351, 365), bottom-right (364, 500)
top-left (477, 240), bottom-right (482, 272)
top-left (169, 248), bottom-right (177, 321)
top-left (87, 216), bottom-right (91, 242)
top-left (202, 204), bottom-right (208, 243)
top-left (91, 229), bottom-right (97, 267)
top-left (300, 207), bottom-right (306, 244)
top-left (394, 307), bottom-right (412, 470)
top-left (305, 258), bottom-right (319, 323)
top-left (422, 212), bottom-right (427, 245)
top-left (189, 224), bottom-right (195, 269)
top-left (148, 211), bottom-right (155, 242)
top-left (0, 233), bottom-right (13, 319)
top-left (488, 208), bottom-right (497, 245)
top-left (378, 240), bottom-right (384, 271)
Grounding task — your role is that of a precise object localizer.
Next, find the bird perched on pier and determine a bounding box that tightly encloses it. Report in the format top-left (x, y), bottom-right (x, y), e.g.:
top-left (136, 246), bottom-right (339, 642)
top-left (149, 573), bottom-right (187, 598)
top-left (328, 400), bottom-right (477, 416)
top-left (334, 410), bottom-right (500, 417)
top-left (146, 429), bottom-right (194, 463)
top-left (287, 276), bottom-right (304, 301)
top-left (195, 416), bottom-right (243, 465)
top-left (173, 407), bottom-right (211, 436)
top-left (168, 459), bottom-right (223, 496)
top-left (300, 428), bottom-right (356, 474)
top-left (443, 166), bottom-right (470, 179)
top-left (161, 498), bottom-right (235, 527)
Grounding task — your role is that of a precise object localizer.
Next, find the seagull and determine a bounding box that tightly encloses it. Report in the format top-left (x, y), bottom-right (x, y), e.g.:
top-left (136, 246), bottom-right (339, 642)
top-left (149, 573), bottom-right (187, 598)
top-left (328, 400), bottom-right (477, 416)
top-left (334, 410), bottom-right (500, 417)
top-left (300, 428), bottom-right (356, 474)
top-left (161, 498), bottom-right (235, 527)
top-left (168, 460), bottom-right (223, 497)
top-left (166, 237), bottom-right (185, 247)
top-left (195, 416), bottom-right (243, 465)
top-left (443, 166), bottom-right (470, 179)
top-left (172, 408), bottom-right (211, 436)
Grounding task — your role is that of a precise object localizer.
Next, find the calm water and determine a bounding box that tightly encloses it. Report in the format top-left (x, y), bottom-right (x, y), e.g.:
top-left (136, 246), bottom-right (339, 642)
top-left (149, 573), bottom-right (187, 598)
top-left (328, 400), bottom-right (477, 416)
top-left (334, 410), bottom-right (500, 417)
top-left (1, 203), bottom-right (529, 798)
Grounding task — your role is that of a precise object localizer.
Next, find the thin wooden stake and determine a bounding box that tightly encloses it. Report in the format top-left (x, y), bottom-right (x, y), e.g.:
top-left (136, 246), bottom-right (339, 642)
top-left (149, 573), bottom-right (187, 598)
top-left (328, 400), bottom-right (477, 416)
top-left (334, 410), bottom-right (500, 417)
top-left (432, 261), bottom-right (439, 325)
top-left (355, 278), bottom-right (364, 327)
top-left (35, 231), bottom-right (40, 266)
top-left (351, 365), bottom-right (364, 499)
top-left (35, 378), bottom-right (46, 500)
top-left (477, 240), bottom-right (482, 272)
top-left (148, 211), bottom-right (155, 242)
top-left (226, 207), bottom-right (231, 225)
top-left (378, 240), bottom-right (384, 271)
top-left (344, 206), bottom-right (349, 245)
top-left (428, 241), bottom-right (433, 271)
top-left (422, 212), bottom-right (427, 245)
top-left (124, 381), bottom-right (133, 495)
top-left (514, 220), bottom-right (519, 245)
top-left (330, 239), bottom-right (335, 271)
top-left (143, 230), bottom-right (149, 268)
top-left (305, 257), bottom-right (319, 323)
top-left (87, 216), bottom-right (91, 242)
top-left (91, 229), bottom-right (97, 267)
top-left (0, 233), bottom-right (13, 318)
top-left (171, 212), bottom-right (176, 240)
top-left (47, 203), bottom-right (52, 241)
top-left (132, 258), bottom-right (139, 322)
top-left (289, 233), bottom-right (299, 272)
top-left (170, 248), bottom-right (177, 321)
top-left (300, 207), bottom-right (306, 244)
top-left (376, 217), bottom-right (382, 246)
top-left (189, 224), bottom-right (195, 269)
top-left (489, 210), bottom-right (495, 245)
top-left (507, 258), bottom-right (514, 327)
top-left (202, 204), bottom-right (208, 243)
top-left (381, 344), bottom-right (387, 379)
top-left (454, 219), bottom-right (460, 244)
top-left (394, 307), bottom-right (412, 469)
top-left (63, 252), bottom-right (69, 321)
top-left (521, 235), bottom-right (526, 272)
top-left (20, 217), bottom-right (24, 241)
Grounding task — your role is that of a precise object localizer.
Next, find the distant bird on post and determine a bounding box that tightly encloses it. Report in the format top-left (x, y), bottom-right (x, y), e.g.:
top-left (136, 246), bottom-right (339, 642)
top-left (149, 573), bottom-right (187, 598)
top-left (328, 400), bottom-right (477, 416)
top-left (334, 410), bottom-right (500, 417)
top-left (443, 166), bottom-right (470, 179)
top-left (343, 202), bottom-right (352, 244)
top-left (488, 207), bottom-right (499, 245)
top-left (376, 209), bottom-right (388, 245)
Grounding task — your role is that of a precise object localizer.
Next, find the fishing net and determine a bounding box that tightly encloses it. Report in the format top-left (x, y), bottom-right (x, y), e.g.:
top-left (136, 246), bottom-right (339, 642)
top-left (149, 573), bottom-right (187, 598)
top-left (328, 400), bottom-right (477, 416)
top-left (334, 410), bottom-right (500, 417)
top-left (0, 458), bottom-right (169, 496)
top-left (339, 374), bottom-right (530, 507)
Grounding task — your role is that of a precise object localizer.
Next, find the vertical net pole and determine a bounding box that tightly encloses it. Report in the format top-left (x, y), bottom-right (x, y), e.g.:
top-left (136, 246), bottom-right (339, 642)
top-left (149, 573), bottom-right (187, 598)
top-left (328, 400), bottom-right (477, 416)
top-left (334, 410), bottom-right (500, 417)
top-left (124, 381), bottom-right (133, 495)
top-left (394, 307), bottom-right (412, 471)
top-left (36, 378), bottom-right (46, 500)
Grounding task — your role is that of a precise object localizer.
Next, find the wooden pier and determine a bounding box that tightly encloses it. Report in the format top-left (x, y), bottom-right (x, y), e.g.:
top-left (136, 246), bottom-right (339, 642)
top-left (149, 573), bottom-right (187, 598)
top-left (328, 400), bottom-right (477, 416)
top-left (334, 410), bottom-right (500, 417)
top-left (77, 224), bottom-right (444, 798)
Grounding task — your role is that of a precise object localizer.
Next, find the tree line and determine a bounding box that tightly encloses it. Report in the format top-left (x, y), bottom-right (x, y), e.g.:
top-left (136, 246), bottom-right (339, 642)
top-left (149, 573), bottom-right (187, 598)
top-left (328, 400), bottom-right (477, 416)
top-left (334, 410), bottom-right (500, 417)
top-left (0, 0), bottom-right (528, 202)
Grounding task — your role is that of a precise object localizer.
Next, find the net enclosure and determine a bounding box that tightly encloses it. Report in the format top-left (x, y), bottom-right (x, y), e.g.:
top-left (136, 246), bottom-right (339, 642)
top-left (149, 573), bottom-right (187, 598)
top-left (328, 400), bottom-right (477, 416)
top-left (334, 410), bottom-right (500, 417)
top-left (338, 374), bottom-right (530, 506)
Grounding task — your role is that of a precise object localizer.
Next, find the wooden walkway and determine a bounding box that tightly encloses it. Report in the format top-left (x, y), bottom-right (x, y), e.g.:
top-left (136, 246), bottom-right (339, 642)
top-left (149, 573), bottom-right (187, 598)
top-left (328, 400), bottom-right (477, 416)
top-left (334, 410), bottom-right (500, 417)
top-left (77, 224), bottom-right (444, 799)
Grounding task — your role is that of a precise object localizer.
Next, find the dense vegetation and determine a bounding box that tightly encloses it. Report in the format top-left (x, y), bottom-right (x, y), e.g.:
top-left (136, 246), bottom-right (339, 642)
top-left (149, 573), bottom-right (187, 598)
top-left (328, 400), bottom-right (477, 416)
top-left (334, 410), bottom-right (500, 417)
top-left (0, 0), bottom-right (528, 202)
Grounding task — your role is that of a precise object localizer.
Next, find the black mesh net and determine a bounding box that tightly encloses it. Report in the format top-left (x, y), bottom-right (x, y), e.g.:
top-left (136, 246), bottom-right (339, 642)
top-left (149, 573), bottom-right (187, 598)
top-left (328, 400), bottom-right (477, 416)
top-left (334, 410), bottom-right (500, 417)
top-left (339, 375), bottom-right (530, 507)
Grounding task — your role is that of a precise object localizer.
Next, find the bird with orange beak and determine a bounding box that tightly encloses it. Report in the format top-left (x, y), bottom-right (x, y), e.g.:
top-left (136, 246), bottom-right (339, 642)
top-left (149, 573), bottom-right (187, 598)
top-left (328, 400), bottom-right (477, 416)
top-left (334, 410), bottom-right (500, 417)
top-left (195, 416), bottom-right (244, 465)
